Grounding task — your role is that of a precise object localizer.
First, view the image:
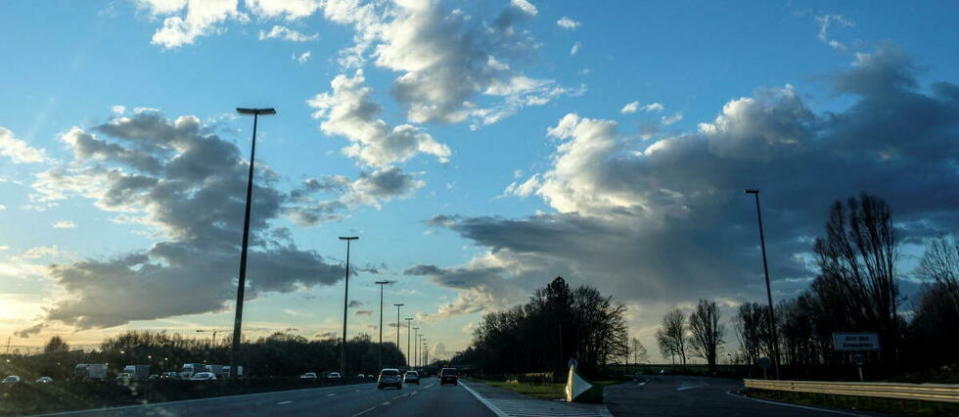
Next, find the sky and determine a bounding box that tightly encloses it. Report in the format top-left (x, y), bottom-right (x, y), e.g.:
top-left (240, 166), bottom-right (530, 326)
top-left (1, 0), bottom-right (958, 362)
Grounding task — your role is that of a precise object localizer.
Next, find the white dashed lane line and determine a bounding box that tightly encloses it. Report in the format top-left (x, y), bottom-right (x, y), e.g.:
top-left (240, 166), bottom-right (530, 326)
top-left (276, 400), bottom-right (293, 405)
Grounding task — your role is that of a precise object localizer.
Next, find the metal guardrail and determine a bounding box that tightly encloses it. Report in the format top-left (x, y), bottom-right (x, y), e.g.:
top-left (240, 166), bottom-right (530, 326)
top-left (744, 379), bottom-right (959, 403)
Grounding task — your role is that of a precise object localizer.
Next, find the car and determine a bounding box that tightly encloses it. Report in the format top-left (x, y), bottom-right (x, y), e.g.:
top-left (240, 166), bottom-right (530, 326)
top-left (357, 373), bottom-right (366, 378)
top-left (439, 368), bottom-right (458, 385)
top-left (190, 372), bottom-right (216, 381)
top-left (299, 372), bottom-right (317, 380)
top-left (159, 371), bottom-right (179, 380)
top-left (403, 370), bottom-right (420, 384)
top-left (35, 376), bottom-right (53, 384)
top-left (114, 372), bottom-right (133, 383)
top-left (1, 375), bottom-right (20, 385)
top-left (377, 368), bottom-right (402, 390)
top-left (326, 371), bottom-right (341, 379)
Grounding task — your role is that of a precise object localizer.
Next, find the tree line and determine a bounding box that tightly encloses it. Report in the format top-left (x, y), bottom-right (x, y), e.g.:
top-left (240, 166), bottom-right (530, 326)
top-left (656, 193), bottom-right (959, 378)
top-left (450, 277), bottom-right (629, 379)
top-left (0, 331), bottom-right (406, 381)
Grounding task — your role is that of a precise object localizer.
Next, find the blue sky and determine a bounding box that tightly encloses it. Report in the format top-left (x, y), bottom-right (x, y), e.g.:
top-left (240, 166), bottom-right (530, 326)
top-left (1, 0), bottom-right (958, 361)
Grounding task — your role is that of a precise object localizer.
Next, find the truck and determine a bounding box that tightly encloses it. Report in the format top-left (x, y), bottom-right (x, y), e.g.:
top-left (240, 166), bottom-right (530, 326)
top-left (206, 364), bottom-right (228, 378)
top-left (121, 364), bottom-right (151, 380)
top-left (179, 363), bottom-right (208, 379)
top-left (74, 364), bottom-right (108, 381)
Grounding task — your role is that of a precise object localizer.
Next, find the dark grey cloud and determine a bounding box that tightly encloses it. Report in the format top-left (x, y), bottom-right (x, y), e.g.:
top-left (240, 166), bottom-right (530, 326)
top-left (348, 299), bottom-right (364, 308)
top-left (356, 310), bottom-right (373, 316)
top-left (423, 45), bottom-right (959, 319)
top-left (29, 110), bottom-right (346, 330)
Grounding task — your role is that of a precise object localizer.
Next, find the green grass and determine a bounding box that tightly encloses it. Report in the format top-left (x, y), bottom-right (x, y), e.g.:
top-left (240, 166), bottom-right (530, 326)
top-left (474, 378), bottom-right (567, 401)
top-left (747, 389), bottom-right (959, 417)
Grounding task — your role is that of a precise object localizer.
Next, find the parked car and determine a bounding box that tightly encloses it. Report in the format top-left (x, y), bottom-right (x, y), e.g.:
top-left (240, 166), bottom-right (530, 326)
top-left (377, 368), bottom-right (402, 390)
top-left (299, 372), bottom-right (317, 380)
top-left (114, 372), bottom-right (133, 383)
top-left (326, 372), bottom-right (341, 379)
top-left (439, 368), bottom-right (458, 385)
top-left (2, 375), bottom-right (20, 385)
top-left (35, 377), bottom-right (53, 384)
top-left (357, 373), bottom-right (366, 378)
top-left (190, 372), bottom-right (216, 381)
top-left (403, 371), bottom-right (420, 384)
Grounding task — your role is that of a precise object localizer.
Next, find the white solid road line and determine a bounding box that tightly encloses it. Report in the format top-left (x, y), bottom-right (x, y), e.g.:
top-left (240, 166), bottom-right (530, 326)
top-left (350, 405), bottom-right (378, 417)
top-left (460, 381), bottom-right (510, 417)
top-left (276, 400), bottom-right (293, 405)
top-left (725, 390), bottom-right (871, 417)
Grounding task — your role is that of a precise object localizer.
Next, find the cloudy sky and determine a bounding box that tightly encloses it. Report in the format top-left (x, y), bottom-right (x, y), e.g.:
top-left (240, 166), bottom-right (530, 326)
top-left (1, 0), bottom-right (958, 361)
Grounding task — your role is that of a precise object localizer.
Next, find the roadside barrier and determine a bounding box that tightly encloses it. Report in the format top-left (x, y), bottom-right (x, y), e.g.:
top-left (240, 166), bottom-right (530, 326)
top-left (744, 379), bottom-right (959, 403)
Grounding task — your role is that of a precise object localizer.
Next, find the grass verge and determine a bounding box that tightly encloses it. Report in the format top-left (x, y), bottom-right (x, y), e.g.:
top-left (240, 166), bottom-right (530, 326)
top-left (746, 389), bottom-right (959, 417)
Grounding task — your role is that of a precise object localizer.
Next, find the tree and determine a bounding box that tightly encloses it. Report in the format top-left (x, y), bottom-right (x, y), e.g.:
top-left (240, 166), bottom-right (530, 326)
top-left (43, 336), bottom-right (69, 354)
top-left (659, 308), bottom-right (687, 368)
top-left (631, 337), bottom-right (648, 364)
top-left (734, 302), bottom-right (768, 366)
top-left (916, 235), bottom-right (959, 310)
top-left (812, 194), bottom-right (900, 366)
top-left (688, 300), bottom-right (724, 370)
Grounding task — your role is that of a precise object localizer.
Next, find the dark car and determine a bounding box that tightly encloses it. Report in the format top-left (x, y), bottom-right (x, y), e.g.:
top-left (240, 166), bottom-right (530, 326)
top-left (439, 368), bottom-right (457, 385)
top-left (377, 368), bottom-right (402, 390)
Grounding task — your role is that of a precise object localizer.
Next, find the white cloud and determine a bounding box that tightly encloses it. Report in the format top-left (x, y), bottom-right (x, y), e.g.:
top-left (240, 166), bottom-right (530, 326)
top-left (661, 112), bottom-right (683, 125)
top-left (510, 0), bottom-right (538, 16)
top-left (293, 50), bottom-right (312, 63)
top-left (569, 41), bottom-right (581, 56)
top-left (245, 0), bottom-right (320, 20)
top-left (111, 105), bottom-right (127, 114)
top-left (503, 174), bottom-right (541, 197)
top-left (52, 221), bottom-right (76, 229)
top-left (259, 25), bottom-right (318, 42)
top-left (141, 0), bottom-right (249, 49)
top-left (307, 70), bottom-right (450, 168)
top-left (0, 127), bottom-right (46, 164)
top-left (816, 14), bottom-right (853, 51)
top-left (622, 101), bottom-right (664, 114)
top-left (556, 16), bottom-right (580, 30)
top-left (621, 101), bottom-right (639, 114)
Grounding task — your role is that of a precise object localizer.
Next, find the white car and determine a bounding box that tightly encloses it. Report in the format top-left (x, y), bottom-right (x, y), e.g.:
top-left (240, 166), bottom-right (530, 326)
top-left (190, 372), bottom-right (216, 381)
top-left (299, 372), bottom-right (317, 380)
top-left (35, 376), bottom-right (54, 384)
top-left (2, 375), bottom-right (20, 385)
top-left (326, 372), bottom-right (341, 379)
top-left (357, 373), bottom-right (366, 378)
top-left (403, 371), bottom-right (420, 384)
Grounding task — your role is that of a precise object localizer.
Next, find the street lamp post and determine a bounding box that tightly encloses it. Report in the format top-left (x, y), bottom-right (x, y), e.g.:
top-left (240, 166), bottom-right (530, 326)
top-left (405, 317), bottom-right (413, 367)
top-left (745, 188), bottom-right (781, 380)
top-left (230, 107), bottom-right (275, 379)
top-left (412, 327), bottom-right (419, 368)
top-left (394, 304), bottom-right (404, 359)
top-left (339, 236), bottom-right (359, 376)
top-left (374, 280), bottom-right (394, 370)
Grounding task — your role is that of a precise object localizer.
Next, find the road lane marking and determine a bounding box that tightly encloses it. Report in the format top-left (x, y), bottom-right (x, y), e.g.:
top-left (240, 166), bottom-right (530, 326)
top-left (327, 393), bottom-right (336, 396)
top-left (276, 400), bottom-right (293, 405)
top-left (350, 406), bottom-right (378, 417)
top-left (460, 381), bottom-right (509, 417)
top-left (725, 390), bottom-right (870, 416)
top-left (382, 401), bottom-right (391, 406)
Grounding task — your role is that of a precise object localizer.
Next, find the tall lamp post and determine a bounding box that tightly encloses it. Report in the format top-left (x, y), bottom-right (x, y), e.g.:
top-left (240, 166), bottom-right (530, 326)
top-left (339, 236), bottom-right (359, 376)
top-left (745, 188), bottom-right (781, 380)
top-left (405, 317), bottom-right (413, 367)
top-left (412, 327), bottom-right (419, 368)
top-left (374, 280), bottom-right (394, 369)
top-left (230, 107), bottom-right (275, 379)
top-left (394, 303), bottom-right (404, 358)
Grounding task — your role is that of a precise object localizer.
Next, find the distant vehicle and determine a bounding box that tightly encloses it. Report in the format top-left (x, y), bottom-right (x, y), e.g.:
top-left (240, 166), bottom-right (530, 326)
top-left (114, 372), bottom-right (133, 383)
top-left (326, 371), bottom-right (342, 379)
top-left (122, 364), bottom-right (151, 381)
top-left (377, 368), bottom-right (402, 390)
top-left (159, 372), bottom-right (179, 380)
top-left (205, 364), bottom-right (230, 378)
top-left (179, 363), bottom-right (208, 379)
top-left (222, 365), bottom-right (243, 378)
top-left (357, 373), bottom-right (366, 378)
top-left (299, 372), bottom-right (317, 380)
top-left (35, 376), bottom-right (53, 384)
top-left (404, 371), bottom-right (420, 384)
top-left (190, 372), bottom-right (216, 381)
top-left (439, 368), bottom-right (458, 385)
top-left (74, 364), bottom-right (108, 381)
top-left (2, 375), bottom-right (21, 385)
top-left (147, 374), bottom-right (159, 381)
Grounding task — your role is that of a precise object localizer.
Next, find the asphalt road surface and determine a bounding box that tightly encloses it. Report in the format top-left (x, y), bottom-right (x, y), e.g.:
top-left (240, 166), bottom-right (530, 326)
top-left (605, 375), bottom-right (879, 417)
top-left (30, 377), bottom-right (497, 417)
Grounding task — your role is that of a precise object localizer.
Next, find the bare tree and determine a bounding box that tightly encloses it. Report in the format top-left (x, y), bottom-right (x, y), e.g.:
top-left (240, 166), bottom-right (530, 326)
top-left (658, 308), bottom-right (687, 368)
top-left (734, 302), bottom-right (767, 365)
top-left (631, 337), bottom-right (648, 364)
top-left (813, 194), bottom-right (899, 365)
top-left (688, 299), bottom-right (724, 370)
top-left (916, 234), bottom-right (959, 308)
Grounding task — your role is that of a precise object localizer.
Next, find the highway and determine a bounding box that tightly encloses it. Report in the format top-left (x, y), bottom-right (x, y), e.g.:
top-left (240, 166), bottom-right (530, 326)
top-left (29, 376), bottom-right (882, 417)
top-left (605, 375), bottom-right (877, 417)
top-left (30, 377), bottom-right (496, 417)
